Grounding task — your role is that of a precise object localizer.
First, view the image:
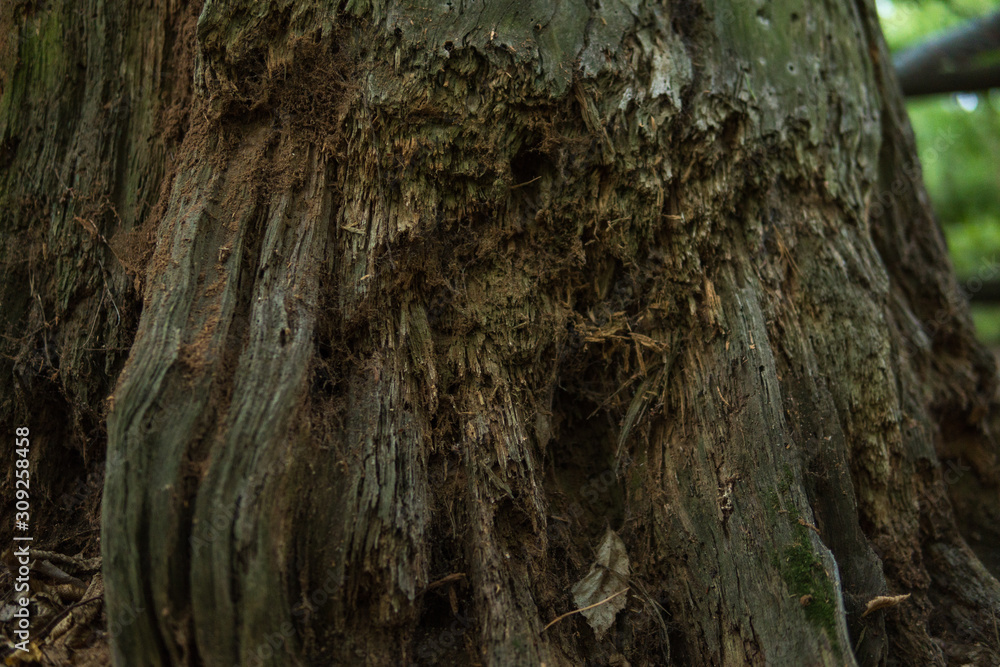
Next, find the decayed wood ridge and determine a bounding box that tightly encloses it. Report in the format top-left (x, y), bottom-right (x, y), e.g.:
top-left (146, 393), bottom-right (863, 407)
top-left (1, 0), bottom-right (999, 665)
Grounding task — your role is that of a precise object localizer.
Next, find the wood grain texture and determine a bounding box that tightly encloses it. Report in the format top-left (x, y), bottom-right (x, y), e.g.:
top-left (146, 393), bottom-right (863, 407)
top-left (2, 1), bottom-right (999, 665)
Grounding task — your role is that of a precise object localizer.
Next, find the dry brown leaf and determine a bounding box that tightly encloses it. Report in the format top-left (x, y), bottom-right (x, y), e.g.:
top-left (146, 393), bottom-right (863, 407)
top-left (861, 593), bottom-right (911, 617)
top-left (569, 528), bottom-right (630, 638)
top-left (4, 640), bottom-right (42, 665)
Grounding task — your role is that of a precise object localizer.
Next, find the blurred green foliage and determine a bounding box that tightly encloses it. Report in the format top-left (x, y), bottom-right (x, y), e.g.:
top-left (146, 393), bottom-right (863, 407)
top-left (878, 0), bottom-right (1000, 343)
top-left (972, 304), bottom-right (1000, 341)
top-left (878, 0), bottom-right (996, 49)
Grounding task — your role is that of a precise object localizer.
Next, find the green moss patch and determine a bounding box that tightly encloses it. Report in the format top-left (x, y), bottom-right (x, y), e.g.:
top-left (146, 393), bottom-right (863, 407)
top-left (780, 532), bottom-right (838, 648)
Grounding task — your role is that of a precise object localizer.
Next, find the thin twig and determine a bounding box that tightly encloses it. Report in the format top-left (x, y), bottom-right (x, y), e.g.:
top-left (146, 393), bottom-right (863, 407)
top-left (421, 572), bottom-right (466, 594)
top-left (542, 588), bottom-right (629, 632)
top-left (797, 517), bottom-right (821, 534)
top-left (98, 259), bottom-right (122, 325)
top-left (29, 595), bottom-right (103, 646)
top-left (716, 386), bottom-right (730, 408)
top-left (509, 175), bottom-right (541, 190)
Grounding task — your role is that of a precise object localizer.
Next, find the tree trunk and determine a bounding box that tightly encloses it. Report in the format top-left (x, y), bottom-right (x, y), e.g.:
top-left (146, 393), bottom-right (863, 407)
top-left (3, 1), bottom-right (999, 665)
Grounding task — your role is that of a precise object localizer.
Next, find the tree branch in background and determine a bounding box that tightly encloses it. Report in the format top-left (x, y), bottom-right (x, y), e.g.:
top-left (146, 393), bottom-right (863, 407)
top-left (962, 279), bottom-right (1000, 304)
top-left (895, 9), bottom-right (1000, 97)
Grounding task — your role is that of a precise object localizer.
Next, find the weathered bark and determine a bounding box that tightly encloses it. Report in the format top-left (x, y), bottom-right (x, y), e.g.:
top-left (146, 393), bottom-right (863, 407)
top-left (2, 1), bottom-right (999, 666)
top-left (1, 0), bottom-right (197, 616)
